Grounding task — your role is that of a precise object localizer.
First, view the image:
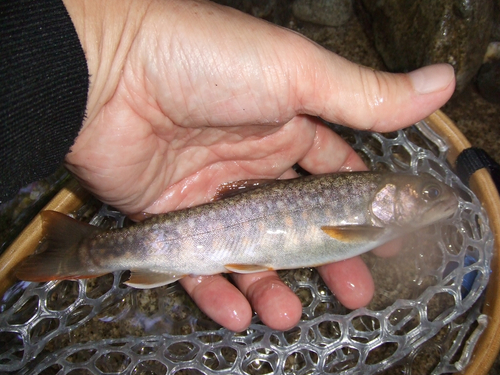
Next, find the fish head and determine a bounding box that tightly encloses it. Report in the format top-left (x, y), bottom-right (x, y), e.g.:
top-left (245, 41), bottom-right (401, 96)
top-left (370, 174), bottom-right (458, 229)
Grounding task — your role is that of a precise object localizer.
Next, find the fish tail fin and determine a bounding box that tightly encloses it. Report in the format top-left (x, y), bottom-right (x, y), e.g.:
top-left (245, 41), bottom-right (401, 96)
top-left (16, 210), bottom-right (104, 282)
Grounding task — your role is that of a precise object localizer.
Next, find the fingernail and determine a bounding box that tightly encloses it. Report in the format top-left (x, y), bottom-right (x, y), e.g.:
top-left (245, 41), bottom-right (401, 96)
top-left (408, 64), bottom-right (455, 94)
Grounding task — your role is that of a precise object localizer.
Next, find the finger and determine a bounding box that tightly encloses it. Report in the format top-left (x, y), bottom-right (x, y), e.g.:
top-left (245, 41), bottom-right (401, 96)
top-left (278, 168), bottom-right (299, 179)
top-left (297, 52), bottom-right (455, 131)
top-left (232, 271), bottom-right (303, 331)
top-left (297, 120), bottom-right (368, 173)
top-left (317, 257), bottom-right (375, 309)
top-left (180, 274), bottom-right (252, 332)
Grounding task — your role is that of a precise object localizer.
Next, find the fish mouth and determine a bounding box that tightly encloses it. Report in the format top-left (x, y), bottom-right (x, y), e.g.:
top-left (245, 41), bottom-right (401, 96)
top-left (406, 198), bottom-right (457, 231)
top-left (434, 194), bottom-right (459, 220)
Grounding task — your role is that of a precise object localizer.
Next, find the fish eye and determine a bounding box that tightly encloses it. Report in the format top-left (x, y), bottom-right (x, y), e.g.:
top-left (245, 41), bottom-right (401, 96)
top-left (422, 184), bottom-right (441, 201)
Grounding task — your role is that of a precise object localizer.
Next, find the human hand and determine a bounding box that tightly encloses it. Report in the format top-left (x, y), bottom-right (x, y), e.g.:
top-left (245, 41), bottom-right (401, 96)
top-left (62, 0), bottom-right (455, 331)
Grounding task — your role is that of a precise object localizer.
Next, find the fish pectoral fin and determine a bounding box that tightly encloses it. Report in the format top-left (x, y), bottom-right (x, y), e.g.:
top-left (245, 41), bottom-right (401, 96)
top-left (125, 271), bottom-right (185, 289)
top-left (321, 225), bottom-right (384, 243)
top-left (225, 264), bottom-right (273, 274)
top-left (212, 179), bottom-right (277, 201)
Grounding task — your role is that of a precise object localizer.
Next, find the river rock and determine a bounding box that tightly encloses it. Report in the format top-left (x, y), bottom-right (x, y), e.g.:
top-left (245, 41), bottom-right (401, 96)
top-left (476, 42), bottom-right (500, 103)
top-left (292, 0), bottom-right (352, 27)
top-left (492, 0), bottom-right (500, 40)
top-left (358, 0), bottom-right (494, 92)
top-left (212, 0), bottom-right (291, 25)
top-left (477, 60), bottom-right (500, 103)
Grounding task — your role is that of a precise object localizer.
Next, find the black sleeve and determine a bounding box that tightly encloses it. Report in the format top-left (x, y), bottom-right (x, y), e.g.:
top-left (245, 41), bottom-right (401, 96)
top-left (0, 0), bottom-right (89, 203)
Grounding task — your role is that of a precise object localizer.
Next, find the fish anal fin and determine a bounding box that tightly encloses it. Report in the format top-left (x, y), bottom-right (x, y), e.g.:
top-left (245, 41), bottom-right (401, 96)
top-left (212, 179), bottom-right (277, 201)
top-left (225, 264), bottom-right (273, 274)
top-left (321, 225), bottom-right (384, 243)
top-left (125, 271), bottom-right (185, 289)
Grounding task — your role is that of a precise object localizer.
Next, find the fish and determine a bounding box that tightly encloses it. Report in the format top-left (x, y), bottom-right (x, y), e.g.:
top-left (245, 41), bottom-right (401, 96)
top-left (15, 172), bottom-right (458, 289)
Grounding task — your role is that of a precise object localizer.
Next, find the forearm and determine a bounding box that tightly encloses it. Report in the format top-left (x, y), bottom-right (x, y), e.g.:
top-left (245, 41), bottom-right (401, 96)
top-left (0, 0), bottom-right (88, 202)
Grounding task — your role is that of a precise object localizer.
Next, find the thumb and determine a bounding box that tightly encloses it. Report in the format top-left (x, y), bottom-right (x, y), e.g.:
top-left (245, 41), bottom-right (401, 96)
top-left (298, 55), bottom-right (455, 132)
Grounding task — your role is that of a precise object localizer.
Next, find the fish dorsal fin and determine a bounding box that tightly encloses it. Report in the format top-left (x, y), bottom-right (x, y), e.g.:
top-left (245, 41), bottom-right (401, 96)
top-left (224, 264), bottom-right (273, 273)
top-left (125, 271), bottom-right (185, 289)
top-left (321, 226), bottom-right (384, 243)
top-left (128, 212), bottom-right (157, 222)
top-left (212, 179), bottom-right (277, 201)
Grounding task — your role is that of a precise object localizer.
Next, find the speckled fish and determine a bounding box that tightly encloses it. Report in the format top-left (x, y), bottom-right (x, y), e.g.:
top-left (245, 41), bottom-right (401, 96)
top-left (16, 172), bottom-right (458, 288)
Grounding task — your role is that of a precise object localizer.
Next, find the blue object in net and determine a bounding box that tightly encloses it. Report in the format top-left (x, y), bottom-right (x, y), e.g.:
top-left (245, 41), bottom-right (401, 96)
top-left (461, 255), bottom-right (478, 298)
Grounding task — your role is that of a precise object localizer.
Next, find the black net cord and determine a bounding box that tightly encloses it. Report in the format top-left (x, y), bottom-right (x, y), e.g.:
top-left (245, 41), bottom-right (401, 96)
top-left (456, 147), bottom-right (500, 193)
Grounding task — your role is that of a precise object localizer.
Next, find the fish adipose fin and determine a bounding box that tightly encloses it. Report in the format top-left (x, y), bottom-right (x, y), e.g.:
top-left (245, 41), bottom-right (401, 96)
top-left (225, 264), bottom-right (273, 273)
top-left (125, 271), bottom-right (185, 289)
top-left (16, 211), bottom-right (105, 282)
top-left (212, 179), bottom-right (277, 201)
top-left (321, 225), bottom-right (384, 243)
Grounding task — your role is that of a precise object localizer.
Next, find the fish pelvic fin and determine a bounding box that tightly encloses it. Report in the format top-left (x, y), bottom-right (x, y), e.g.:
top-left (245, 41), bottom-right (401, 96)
top-left (15, 210), bottom-right (105, 282)
top-left (321, 225), bottom-right (385, 243)
top-left (125, 271), bottom-right (185, 289)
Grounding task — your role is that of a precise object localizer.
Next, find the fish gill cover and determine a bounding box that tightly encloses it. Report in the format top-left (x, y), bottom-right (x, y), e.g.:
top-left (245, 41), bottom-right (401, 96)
top-left (0, 120), bottom-right (493, 375)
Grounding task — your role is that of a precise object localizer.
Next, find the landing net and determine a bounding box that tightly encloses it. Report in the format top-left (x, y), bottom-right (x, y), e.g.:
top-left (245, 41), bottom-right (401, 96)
top-left (0, 120), bottom-right (493, 374)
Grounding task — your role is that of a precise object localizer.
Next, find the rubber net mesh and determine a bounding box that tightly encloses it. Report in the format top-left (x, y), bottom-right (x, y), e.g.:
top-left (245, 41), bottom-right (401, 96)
top-left (0, 120), bottom-right (494, 374)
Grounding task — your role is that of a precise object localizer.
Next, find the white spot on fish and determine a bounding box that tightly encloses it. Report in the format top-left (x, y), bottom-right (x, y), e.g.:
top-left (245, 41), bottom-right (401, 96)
top-left (267, 229), bottom-right (287, 235)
